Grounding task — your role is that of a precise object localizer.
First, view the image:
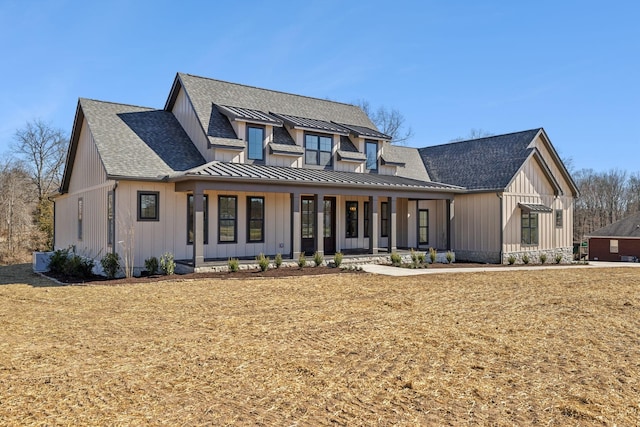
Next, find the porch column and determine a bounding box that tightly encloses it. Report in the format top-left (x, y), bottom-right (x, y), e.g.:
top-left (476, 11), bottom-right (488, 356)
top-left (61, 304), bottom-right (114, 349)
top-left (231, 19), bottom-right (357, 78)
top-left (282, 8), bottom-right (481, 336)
top-left (389, 196), bottom-right (397, 252)
top-left (369, 196), bottom-right (379, 254)
top-left (291, 192), bottom-right (301, 259)
top-left (315, 192), bottom-right (324, 257)
top-left (446, 199), bottom-right (452, 251)
top-left (192, 189), bottom-right (205, 268)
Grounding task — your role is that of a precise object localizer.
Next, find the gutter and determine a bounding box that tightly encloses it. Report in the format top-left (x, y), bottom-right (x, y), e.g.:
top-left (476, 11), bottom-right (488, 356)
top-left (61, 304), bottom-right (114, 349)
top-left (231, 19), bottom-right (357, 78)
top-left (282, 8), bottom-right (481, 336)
top-left (497, 192), bottom-right (503, 263)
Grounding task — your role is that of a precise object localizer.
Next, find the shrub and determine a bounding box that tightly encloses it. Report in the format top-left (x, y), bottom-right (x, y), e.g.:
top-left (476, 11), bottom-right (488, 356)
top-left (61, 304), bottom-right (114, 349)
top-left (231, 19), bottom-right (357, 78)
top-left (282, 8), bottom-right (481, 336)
top-left (555, 253), bottom-right (563, 264)
top-left (48, 247), bottom-right (94, 279)
top-left (445, 251), bottom-right (454, 264)
top-left (313, 251), bottom-right (324, 267)
top-left (257, 253), bottom-right (270, 272)
top-left (144, 256), bottom-right (159, 275)
top-left (429, 247), bottom-right (437, 264)
top-left (410, 249), bottom-right (418, 265)
top-left (298, 253), bottom-right (306, 269)
top-left (159, 252), bottom-right (175, 275)
top-left (274, 253), bottom-right (283, 269)
top-left (417, 252), bottom-right (426, 265)
top-left (539, 253), bottom-right (547, 264)
top-left (228, 258), bottom-right (239, 272)
top-left (507, 255), bottom-right (516, 265)
top-left (390, 252), bottom-right (402, 267)
top-left (101, 252), bottom-right (121, 279)
top-left (48, 248), bottom-right (70, 275)
top-left (333, 251), bottom-right (343, 268)
top-left (522, 253), bottom-right (530, 264)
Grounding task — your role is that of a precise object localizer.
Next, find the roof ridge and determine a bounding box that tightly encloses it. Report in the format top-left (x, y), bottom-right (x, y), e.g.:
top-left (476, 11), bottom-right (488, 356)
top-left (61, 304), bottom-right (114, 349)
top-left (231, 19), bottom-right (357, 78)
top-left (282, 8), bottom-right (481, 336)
top-left (179, 72), bottom-right (363, 110)
top-left (80, 97), bottom-right (155, 111)
top-left (422, 128), bottom-right (542, 150)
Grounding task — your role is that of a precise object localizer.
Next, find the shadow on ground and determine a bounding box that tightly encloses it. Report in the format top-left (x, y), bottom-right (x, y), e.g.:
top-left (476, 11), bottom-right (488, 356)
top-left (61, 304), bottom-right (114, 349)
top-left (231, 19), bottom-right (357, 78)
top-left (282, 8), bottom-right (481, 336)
top-left (0, 263), bottom-right (63, 287)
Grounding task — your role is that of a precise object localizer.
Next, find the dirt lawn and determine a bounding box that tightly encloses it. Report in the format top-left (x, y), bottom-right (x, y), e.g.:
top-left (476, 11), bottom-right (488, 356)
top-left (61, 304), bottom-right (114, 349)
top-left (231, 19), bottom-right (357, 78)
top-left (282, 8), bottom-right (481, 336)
top-left (1, 264), bottom-right (639, 425)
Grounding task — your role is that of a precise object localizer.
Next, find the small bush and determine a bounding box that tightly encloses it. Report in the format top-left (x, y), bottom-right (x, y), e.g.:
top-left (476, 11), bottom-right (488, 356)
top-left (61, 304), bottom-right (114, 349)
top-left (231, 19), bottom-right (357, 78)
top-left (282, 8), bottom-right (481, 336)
top-left (159, 252), bottom-right (175, 275)
top-left (429, 247), bottom-right (437, 264)
top-left (445, 251), bottom-right (454, 264)
top-left (522, 253), bottom-right (530, 265)
top-left (417, 252), bottom-right (426, 265)
top-left (410, 249), bottom-right (418, 265)
top-left (507, 255), bottom-right (516, 265)
top-left (228, 258), bottom-right (239, 272)
top-left (333, 252), bottom-right (343, 268)
top-left (298, 253), bottom-right (306, 269)
top-left (313, 251), bottom-right (324, 267)
top-left (539, 253), bottom-right (547, 264)
top-left (390, 252), bottom-right (402, 267)
top-left (555, 253), bottom-right (563, 264)
top-left (144, 256), bottom-right (159, 275)
top-left (48, 247), bottom-right (94, 279)
top-left (48, 248), bottom-right (70, 275)
top-left (101, 252), bottom-right (121, 279)
top-left (274, 253), bottom-right (283, 269)
top-left (257, 253), bottom-right (270, 272)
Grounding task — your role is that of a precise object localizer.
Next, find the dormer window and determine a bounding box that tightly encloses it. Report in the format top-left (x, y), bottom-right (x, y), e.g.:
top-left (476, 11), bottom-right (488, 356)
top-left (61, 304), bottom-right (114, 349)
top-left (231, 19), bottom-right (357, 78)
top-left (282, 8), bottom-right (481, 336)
top-left (305, 133), bottom-right (333, 167)
top-left (247, 125), bottom-right (265, 161)
top-left (365, 140), bottom-right (378, 171)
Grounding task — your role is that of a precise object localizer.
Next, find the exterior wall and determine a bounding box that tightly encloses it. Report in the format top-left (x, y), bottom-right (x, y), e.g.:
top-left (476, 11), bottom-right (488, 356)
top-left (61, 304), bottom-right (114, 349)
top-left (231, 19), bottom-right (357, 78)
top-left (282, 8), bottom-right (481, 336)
top-left (171, 87), bottom-right (214, 162)
top-left (407, 200), bottom-right (447, 250)
top-left (589, 237), bottom-right (640, 261)
top-left (451, 193), bottom-right (501, 262)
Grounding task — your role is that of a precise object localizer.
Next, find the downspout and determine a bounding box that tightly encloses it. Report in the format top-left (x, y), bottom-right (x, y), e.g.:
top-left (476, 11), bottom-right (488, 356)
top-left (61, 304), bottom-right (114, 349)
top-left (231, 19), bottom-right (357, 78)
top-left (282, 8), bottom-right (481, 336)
top-left (497, 192), bottom-right (503, 264)
top-left (112, 181), bottom-right (118, 255)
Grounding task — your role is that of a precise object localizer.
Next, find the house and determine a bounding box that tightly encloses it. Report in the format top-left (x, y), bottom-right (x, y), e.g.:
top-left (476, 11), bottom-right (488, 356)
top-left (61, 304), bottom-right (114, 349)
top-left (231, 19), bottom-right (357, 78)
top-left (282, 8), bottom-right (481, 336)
top-left (53, 73), bottom-right (577, 273)
top-left (587, 212), bottom-right (640, 261)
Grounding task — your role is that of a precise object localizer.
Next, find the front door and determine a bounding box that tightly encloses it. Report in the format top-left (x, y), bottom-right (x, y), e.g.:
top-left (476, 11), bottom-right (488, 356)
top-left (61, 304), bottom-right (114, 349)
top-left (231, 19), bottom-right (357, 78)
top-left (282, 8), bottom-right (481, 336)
top-left (301, 196), bottom-right (315, 255)
top-left (323, 197), bottom-right (336, 255)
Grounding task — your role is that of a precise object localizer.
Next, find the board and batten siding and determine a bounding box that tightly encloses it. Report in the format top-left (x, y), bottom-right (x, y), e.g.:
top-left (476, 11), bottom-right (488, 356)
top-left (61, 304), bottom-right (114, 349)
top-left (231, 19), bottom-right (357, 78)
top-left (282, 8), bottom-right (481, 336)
top-left (451, 193), bottom-right (501, 256)
top-left (171, 87), bottom-right (214, 163)
top-left (407, 199), bottom-right (448, 250)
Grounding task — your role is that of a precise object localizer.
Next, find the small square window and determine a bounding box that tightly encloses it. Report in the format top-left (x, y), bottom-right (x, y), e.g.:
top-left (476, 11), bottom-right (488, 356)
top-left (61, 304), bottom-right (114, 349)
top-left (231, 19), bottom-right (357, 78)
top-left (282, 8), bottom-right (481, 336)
top-left (138, 192), bottom-right (159, 221)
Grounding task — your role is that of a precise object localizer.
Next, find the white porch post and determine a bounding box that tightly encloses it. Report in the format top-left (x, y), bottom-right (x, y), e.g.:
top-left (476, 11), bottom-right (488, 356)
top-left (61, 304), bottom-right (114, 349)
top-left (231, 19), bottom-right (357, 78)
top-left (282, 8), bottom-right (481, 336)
top-left (315, 192), bottom-right (324, 257)
top-left (291, 192), bottom-right (301, 259)
top-left (389, 196), bottom-right (397, 252)
top-left (369, 196), bottom-right (379, 254)
top-left (192, 188), bottom-right (205, 268)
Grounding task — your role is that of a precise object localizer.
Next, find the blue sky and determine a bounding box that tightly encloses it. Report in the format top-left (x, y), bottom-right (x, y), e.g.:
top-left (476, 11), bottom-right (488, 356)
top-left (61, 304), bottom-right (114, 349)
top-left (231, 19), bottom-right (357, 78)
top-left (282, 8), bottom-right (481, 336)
top-left (1, 0), bottom-right (638, 172)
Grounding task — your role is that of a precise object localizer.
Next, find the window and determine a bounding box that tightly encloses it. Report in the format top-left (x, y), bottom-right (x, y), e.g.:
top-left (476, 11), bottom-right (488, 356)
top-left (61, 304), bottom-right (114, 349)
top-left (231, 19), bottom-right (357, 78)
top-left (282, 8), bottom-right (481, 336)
top-left (381, 201), bottom-right (389, 237)
top-left (305, 133), bottom-right (333, 167)
top-left (247, 125), bottom-right (265, 161)
top-left (521, 212), bottom-right (539, 245)
top-left (107, 191), bottom-right (114, 245)
top-left (138, 191), bottom-right (159, 221)
top-left (555, 209), bottom-right (563, 228)
top-left (418, 209), bottom-right (429, 245)
top-left (247, 196), bottom-right (264, 242)
top-left (77, 198), bottom-right (83, 240)
top-left (187, 194), bottom-right (209, 244)
top-left (365, 140), bottom-right (378, 171)
top-left (346, 201), bottom-right (358, 238)
top-left (610, 239), bottom-right (619, 253)
top-left (302, 198), bottom-right (315, 239)
top-left (218, 196), bottom-right (237, 243)
top-left (364, 201), bottom-right (370, 238)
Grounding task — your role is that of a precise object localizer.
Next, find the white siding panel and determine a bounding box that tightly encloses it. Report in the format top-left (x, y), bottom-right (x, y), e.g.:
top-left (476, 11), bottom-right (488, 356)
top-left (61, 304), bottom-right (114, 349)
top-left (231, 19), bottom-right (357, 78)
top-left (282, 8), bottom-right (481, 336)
top-left (68, 120), bottom-right (107, 194)
top-left (452, 193), bottom-right (500, 252)
top-left (172, 88), bottom-right (213, 162)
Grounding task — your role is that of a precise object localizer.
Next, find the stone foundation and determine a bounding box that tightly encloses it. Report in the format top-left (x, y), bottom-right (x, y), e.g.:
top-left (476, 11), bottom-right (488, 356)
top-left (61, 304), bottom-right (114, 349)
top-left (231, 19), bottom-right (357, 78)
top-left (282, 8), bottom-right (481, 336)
top-left (502, 247), bottom-right (573, 265)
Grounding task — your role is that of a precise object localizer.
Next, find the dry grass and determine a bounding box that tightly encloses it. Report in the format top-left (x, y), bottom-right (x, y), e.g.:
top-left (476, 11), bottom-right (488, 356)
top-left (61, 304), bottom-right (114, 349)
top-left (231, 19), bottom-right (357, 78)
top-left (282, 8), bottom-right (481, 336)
top-left (1, 264), bottom-right (639, 425)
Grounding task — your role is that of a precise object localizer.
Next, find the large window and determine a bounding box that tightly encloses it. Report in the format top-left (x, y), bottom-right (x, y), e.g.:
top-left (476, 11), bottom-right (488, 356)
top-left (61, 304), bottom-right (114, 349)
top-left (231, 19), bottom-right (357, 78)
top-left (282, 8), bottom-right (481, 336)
top-left (521, 212), bottom-right (539, 245)
top-left (218, 196), bottom-right (237, 243)
top-left (302, 198), bottom-right (315, 239)
top-left (365, 140), bottom-right (378, 171)
top-left (187, 194), bottom-right (209, 244)
top-left (305, 133), bottom-right (333, 167)
top-left (138, 191), bottom-right (159, 221)
top-left (346, 201), bottom-right (358, 238)
top-left (418, 209), bottom-right (429, 245)
top-left (555, 209), bottom-right (563, 228)
top-left (247, 196), bottom-right (265, 242)
top-left (247, 125), bottom-right (265, 161)
top-left (364, 201), bottom-right (370, 238)
top-left (77, 198), bottom-right (83, 240)
top-left (381, 201), bottom-right (389, 237)
top-left (107, 191), bottom-right (114, 245)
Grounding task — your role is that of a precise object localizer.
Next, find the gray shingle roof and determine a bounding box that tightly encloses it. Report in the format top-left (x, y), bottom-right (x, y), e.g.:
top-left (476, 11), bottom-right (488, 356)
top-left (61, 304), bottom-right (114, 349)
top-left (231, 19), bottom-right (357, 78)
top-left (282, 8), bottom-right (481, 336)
top-left (419, 129), bottom-right (542, 191)
top-left (178, 161), bottom-right (462, 191)
top-left (587, 212), bottom-right (640, 238)
top-left (170, 73), bottom-right (377, 141)
top-left (384, 145), bottom-right (431, 182)
top-left (79, 98), bottom-right (205, 179)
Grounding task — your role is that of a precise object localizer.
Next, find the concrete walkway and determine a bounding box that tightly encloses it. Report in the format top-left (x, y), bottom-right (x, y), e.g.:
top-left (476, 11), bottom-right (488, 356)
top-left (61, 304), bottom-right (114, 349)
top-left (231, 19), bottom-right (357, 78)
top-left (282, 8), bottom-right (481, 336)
top-left (360, 261), bottom-right (640, 276)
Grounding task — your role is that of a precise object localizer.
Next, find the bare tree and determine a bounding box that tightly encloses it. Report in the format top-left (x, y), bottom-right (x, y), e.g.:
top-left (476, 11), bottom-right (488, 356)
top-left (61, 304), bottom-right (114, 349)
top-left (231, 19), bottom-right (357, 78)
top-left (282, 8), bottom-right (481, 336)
top-left (449, 129), bottom-right (494, 142)
top-left (0, 159), bottom-right (36, 261)
top-left (355, 100), bottom-right (413, 145)
top-left (13, 119), bottom-right (68, 202)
